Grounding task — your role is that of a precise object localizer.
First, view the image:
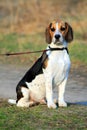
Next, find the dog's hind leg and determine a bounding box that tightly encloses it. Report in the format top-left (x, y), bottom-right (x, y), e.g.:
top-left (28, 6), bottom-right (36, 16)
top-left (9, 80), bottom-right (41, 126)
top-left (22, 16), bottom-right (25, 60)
top-left (17, 87), bottom-right (30, 107)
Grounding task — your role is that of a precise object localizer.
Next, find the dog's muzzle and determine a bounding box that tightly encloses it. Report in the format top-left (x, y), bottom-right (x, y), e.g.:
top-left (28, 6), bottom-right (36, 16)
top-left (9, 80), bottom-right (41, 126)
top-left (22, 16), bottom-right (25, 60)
top-left (54, 34), bottom-right (63, 45)
top-left (55, 34), bottom-right (60, 40)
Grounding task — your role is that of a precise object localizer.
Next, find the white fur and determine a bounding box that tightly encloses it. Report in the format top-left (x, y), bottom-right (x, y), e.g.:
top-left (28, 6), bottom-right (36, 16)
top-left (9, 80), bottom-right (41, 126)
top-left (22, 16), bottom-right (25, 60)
top-left (17, 87), bottom-right (30, 107)
top-left (26, 74), bottom-right (46, 102)
top-left (42, 22), bottom-right (71, 108)
top-left (52, 23), bottom-right (64, 44)
top-left (43, 44), bottom-right (70, 108)
top-left (8, 99), bottom-right (16, 104)
top-left (8, 22), bottom-right (71, 109)
top-left (25, 43), bottom-right (70, 108)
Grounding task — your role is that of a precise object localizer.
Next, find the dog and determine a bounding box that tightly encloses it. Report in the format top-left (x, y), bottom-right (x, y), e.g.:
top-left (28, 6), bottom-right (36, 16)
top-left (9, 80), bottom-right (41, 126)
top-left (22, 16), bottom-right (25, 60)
top-left (8, 20), bottom-right (73, 108)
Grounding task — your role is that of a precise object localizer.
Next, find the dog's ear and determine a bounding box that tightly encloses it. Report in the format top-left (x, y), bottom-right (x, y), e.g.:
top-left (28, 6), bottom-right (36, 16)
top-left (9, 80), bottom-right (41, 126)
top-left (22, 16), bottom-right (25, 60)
top-left (45, 23), bottom-right (52, 44)
top-left (65, 22), bottom-right (73, 43)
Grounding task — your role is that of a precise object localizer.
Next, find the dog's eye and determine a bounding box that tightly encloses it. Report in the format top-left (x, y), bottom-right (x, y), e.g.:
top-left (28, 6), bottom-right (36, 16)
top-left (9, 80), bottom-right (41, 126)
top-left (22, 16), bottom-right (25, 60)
top-left (61, 27), bottom-right (66, 31)
top-left (51, 27), bottom-right (55, 32)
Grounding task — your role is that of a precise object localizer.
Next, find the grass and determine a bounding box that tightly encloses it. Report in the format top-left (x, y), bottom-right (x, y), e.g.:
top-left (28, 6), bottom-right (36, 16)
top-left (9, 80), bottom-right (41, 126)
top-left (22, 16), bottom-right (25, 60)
top-left (0, 34), bottom-right (87, 129)
top-left (0, 99), bottom-right (87, 130)
top-left (69, 40), bottom-right (87, 65)
top-left (0, 33), bottom-right (46, 52)
top-left (0, 33), bottom-right (87, 66)
top-left (0, 0), bottom-right (87, 66)
top-left (0, 33), bottom-right (46, 65)
top-left (0, 1), bottom-right (87, 129)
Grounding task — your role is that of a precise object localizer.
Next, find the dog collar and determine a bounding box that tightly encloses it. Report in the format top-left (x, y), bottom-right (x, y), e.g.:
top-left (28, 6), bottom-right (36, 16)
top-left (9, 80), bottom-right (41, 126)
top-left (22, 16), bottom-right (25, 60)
top-left (48, 46), bottom-right (69, 54)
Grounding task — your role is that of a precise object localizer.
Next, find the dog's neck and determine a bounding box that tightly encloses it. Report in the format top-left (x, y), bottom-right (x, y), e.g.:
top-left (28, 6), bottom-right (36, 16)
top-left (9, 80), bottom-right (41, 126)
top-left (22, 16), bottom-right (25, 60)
top-left (48, 41), bottom-right (68, 49)
top-left (46, 41), bottom-right (69, 55)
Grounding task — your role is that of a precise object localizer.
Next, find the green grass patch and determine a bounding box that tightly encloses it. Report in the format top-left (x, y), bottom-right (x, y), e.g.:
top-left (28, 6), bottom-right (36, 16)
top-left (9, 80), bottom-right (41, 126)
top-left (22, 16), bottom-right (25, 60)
top-left (0, 33), bottom-right (46, 65)
top-left (0, 99), bottom-right (87, 130)
top-left (0, 33), bottom-right (87, 66)
top-left (69, 40), bottom-right (87, 64)
top-left (0, 33), bottom-right (46, 53)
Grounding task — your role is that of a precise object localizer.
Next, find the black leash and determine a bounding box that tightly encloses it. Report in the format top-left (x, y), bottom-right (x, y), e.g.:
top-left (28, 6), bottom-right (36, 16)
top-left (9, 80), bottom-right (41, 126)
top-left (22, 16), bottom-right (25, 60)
top-left (0, 47), bottom-right (68, 56)
top-left (0, 50), bottom-right (48, 56)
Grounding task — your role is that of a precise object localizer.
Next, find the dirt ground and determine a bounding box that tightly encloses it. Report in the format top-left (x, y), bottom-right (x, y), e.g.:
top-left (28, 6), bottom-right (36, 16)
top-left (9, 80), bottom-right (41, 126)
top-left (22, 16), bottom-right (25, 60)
top-left (0, 63), bottom-right (87, 105)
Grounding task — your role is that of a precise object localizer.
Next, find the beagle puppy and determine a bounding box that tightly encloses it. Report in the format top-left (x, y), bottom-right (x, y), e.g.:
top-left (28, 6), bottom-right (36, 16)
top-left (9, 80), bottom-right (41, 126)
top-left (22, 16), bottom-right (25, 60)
top-left (8, 20), bottom-right (73, 109)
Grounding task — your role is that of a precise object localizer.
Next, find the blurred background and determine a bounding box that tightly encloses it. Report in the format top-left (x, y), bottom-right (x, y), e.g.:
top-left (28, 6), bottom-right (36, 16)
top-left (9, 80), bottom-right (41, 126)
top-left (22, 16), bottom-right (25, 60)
top-left (0, 0), bottom-right (87, 67)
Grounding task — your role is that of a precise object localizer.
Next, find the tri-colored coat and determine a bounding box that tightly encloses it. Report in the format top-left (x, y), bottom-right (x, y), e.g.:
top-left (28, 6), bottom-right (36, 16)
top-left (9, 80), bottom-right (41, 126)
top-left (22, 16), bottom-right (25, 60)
top-left (8, 20), bottom-right (73, 108)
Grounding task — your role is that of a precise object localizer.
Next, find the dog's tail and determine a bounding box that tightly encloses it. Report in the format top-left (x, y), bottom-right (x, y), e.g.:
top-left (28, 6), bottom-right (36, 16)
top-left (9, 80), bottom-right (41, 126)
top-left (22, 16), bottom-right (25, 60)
top-left (8, 99), bottom-right (16, 105)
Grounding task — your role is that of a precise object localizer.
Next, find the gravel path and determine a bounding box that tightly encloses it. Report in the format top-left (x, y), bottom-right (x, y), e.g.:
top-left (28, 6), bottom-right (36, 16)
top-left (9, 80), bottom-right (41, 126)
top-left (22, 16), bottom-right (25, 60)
top-left (0, 64), bottom-right (87, 105)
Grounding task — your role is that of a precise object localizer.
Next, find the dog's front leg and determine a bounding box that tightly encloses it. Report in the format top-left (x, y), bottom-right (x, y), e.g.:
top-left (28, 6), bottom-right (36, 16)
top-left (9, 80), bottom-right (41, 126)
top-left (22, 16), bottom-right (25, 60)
top-left (58, 78), bottom-right (67, 107)
top-left (46, 79), bottom-right (57, 109)
top-left (44, 73), bottom-right (57, 109)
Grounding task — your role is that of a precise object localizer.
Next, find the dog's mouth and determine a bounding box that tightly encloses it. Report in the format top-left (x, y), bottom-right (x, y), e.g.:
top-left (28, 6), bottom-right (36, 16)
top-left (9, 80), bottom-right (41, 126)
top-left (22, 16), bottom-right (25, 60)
top-left (54, 40), bottom-right (63, 45)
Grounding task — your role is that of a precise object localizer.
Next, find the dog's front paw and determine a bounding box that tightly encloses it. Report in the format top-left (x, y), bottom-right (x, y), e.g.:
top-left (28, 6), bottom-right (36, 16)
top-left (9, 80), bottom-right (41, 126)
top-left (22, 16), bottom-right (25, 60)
top-left (47, 102), bottom-right (57, 109)
top-left (58, 101), bottom-right (67, 107)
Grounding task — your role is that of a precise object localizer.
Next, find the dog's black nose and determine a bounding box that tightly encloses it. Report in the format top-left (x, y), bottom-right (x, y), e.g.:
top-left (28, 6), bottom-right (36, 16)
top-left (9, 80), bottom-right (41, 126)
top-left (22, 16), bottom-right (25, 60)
top-left (55, 34), bottom-right (60, 39)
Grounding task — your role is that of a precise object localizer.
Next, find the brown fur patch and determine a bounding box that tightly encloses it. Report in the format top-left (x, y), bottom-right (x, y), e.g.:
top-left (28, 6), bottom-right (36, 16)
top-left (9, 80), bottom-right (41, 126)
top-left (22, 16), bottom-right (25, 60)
top-left (58, 21), bottom-right (73, 42)
top-left (64, 22), bottom-right (73, 42)
top-left (45, 20), bottom-right (73, 44)
top-left (43, 57), bottom-right (48, 69)
top-left (45, 21), bottom-right (56, 44)
top-left (49, 21), bottom-right (56, 39)
top-left (58, 21), bottom-right (67, 36)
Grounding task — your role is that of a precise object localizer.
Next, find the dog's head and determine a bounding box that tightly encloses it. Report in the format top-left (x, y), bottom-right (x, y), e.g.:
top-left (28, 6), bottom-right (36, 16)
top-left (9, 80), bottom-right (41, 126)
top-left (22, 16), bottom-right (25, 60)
top-left (45, 20), bottom-right (73, 45)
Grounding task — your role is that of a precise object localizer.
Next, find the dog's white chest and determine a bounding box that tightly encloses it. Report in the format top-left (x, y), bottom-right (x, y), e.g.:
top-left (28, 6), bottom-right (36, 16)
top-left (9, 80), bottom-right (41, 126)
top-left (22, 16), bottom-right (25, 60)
top-left (46, 51), bottom-right (71, 85)
top-left (26, 50), bottom-right (70, 102)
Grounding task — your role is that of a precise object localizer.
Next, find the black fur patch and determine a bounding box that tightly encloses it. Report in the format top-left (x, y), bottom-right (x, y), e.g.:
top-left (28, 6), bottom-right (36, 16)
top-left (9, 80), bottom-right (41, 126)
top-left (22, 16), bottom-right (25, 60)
top-left (16, 51), bottom-right (48, 101)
